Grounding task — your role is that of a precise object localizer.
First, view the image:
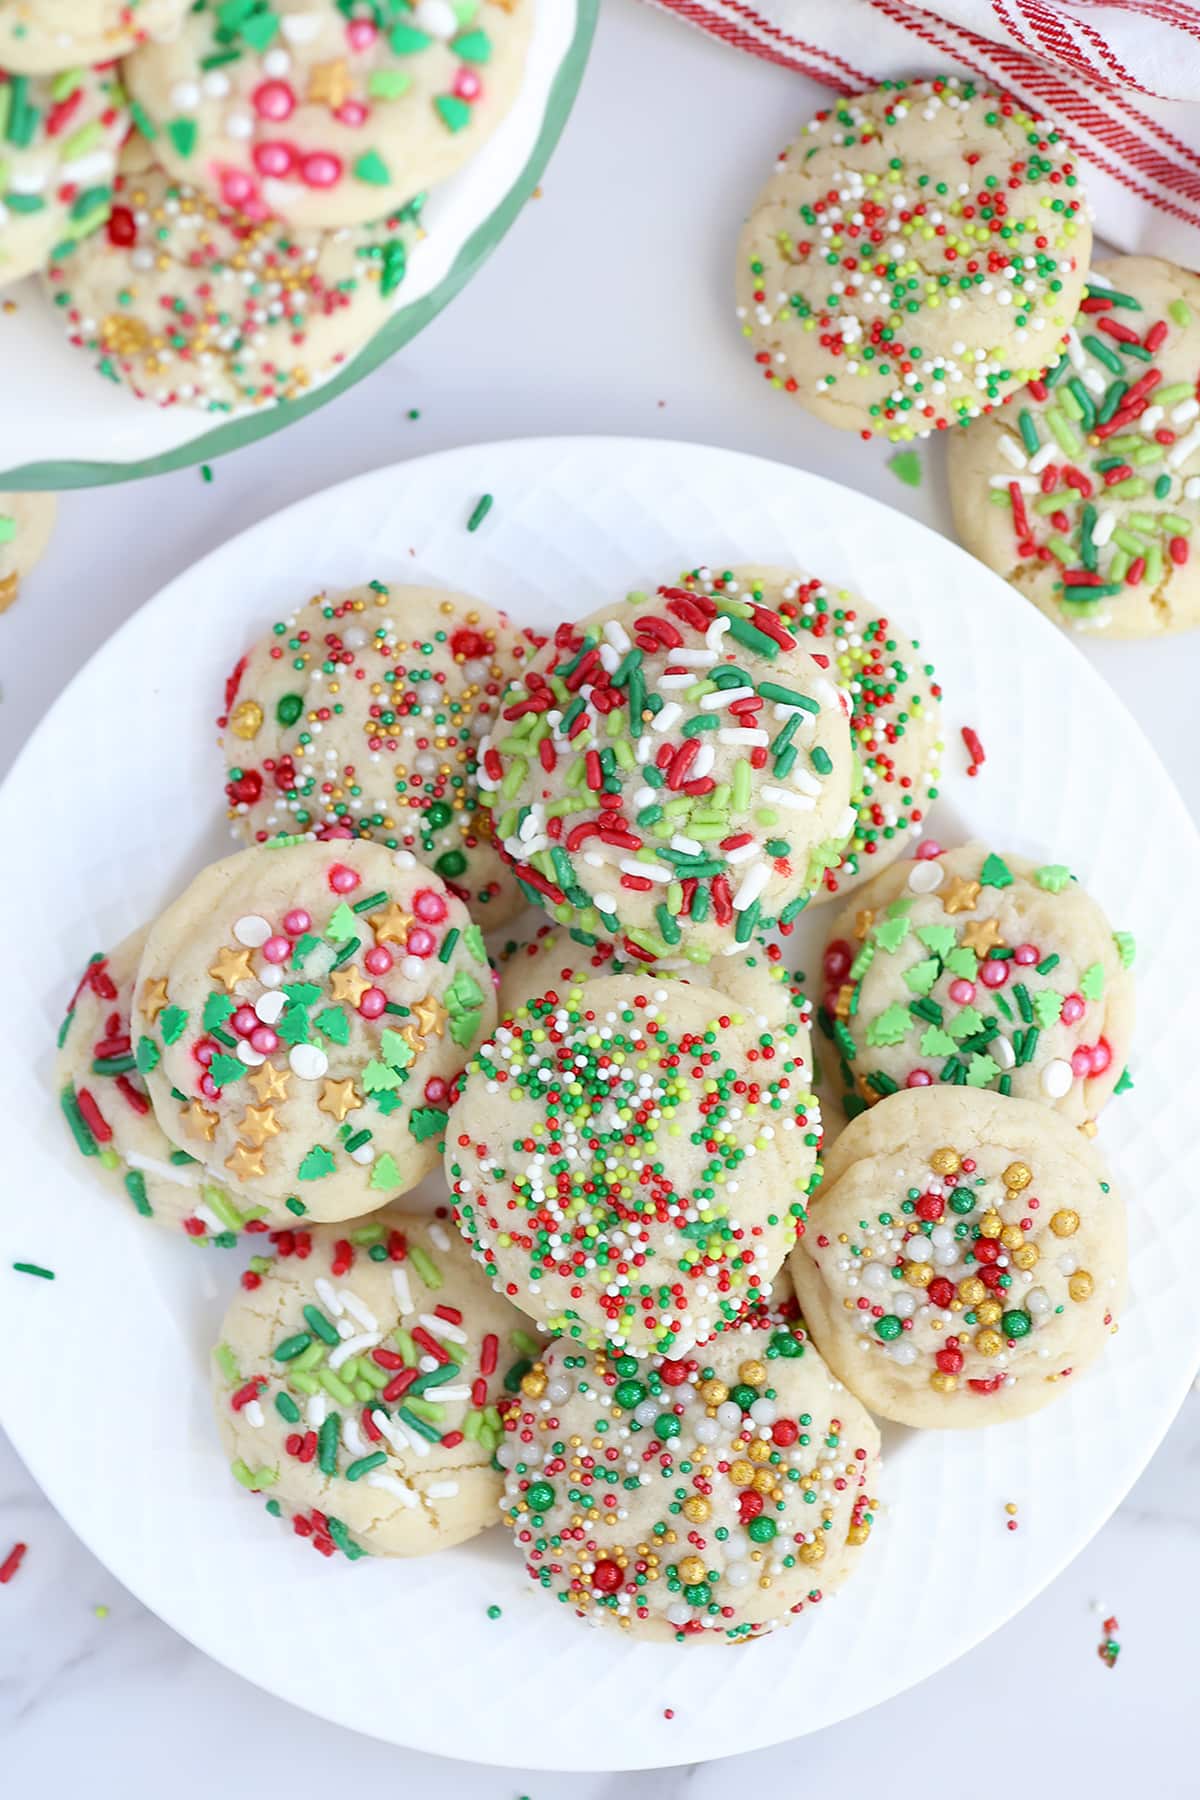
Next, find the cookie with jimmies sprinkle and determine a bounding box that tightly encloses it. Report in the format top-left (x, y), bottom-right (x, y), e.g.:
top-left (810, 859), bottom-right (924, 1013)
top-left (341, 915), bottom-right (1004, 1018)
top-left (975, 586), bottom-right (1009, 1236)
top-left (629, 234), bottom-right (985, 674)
top-left (0, 61), bottom-right (127, 288)
top-left (213, 1207), bottom-right (540, 1559)
top-left (122, 0), bottom-right (533, 231)
top-left (950, 257), bottom-right (1200, 636)
top-left (477, 569), bottom-right (855, 960)
top-left (0, 1), bottom-right (187, 73)
top-left (815, 842), bottom-right (1134, 1133)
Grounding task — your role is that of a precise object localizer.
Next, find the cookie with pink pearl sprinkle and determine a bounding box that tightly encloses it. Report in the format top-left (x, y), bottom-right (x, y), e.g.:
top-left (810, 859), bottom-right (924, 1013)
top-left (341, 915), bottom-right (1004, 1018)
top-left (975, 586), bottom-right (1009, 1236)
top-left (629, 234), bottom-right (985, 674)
top-left (122, 0), bottom-right (533, 231)
top-left (130, 840), bottom-right (496, 1223)
top-left (815, 842), bottom-right (1134, 1133)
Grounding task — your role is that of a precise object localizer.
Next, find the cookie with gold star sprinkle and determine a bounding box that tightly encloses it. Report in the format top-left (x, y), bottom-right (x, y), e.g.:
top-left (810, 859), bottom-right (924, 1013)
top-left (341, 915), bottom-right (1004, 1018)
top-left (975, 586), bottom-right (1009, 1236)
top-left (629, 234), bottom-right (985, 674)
top-left (816, 842), bottom-right (1134, 1132)
top-left (131, 840), bottom-right (496, 1223)
top-left (213, 1206), bottom-right (541, 1559)
top-left (0, 1), bottom-right (187, 72)
top-left (0, 489), bottom-right (55, 612)
top-left (735, 77), bottom-right (1091, 443)
top-left (220, 582), bottom-right (543, 925)
top-left (0, 61), bottom-right (127, 289)
top-left (477, 569), bottom-right (856, 960)
top-left (56, 927), bottom-right (286, 1242)
top-left (42, 152), bottom-right (423, 411)
top-left (499, 1297), bottom-right (880, 1641)
top-left (791, 1086), bottom-right (1126, 1427)
top-left (123, 0), bottom-right (533, 232)
top-left (949, 257), bottom-right (1200, 637)
top-left (446, 972), bottom-right (823, 1358)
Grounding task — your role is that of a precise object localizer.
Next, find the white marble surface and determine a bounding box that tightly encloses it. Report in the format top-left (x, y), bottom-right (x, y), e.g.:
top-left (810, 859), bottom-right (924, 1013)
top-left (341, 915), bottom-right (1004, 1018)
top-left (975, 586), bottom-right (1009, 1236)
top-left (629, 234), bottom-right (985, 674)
top-left (2, 2), bottom-right (1197, 1788)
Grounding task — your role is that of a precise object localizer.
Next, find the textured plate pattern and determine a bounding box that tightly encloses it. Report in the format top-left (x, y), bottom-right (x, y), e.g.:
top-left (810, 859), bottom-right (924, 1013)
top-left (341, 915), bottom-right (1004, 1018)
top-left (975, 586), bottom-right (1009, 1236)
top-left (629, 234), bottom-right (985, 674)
top-left (1, 439), bottom-right (1197, 1769)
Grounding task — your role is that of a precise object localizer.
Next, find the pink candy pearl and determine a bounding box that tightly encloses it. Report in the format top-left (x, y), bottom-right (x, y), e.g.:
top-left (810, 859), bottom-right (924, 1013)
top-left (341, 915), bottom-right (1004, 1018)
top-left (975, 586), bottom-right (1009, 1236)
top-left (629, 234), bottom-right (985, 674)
top-left (1090, 1037), bottom-right (1113, 1074)
top-left (358, 988), bottom-right (387, 1019)
top-left (364, 945), bottom-right (393, 975)
top-left (252, 140), bottom-right (294, 178)
top-left (220, 168), bottom-right (256, 206)
top-left (413, 887), bottom-right (448, 923)
top-left (453, 68), bottom-right (482, 101)
top-left (979, 960), bottom-right (1008, 989)
top-left (1071, 1046), bottom-right (1092, 1078)
top-left (262, 935), bottom-right (290, 963)
top-left (194, 1040), bottom-right (215, 1068)
top-left (406, 926), bottom-right (435, 958)
top-left (300, 150), bottom-right (343, 188)
top-left (1061, 993), bottom-right (1085, 1024)
top-left (328, 862), bottom-right (360, 893)
top-left (232, 1006), bottom-right (259, 1038)
top-left (948, 978), bottom-right (975, 1004)
top-left (200, 1073), bottom-right (217, 1100)
top-left (336, 100), bottom-right (367, 127)
top-left (253, 79), bottom-right (295, 121)
top-left (915, 840), bottom-right (942, 862)
top-left (283, 908), bottom-right (311, 936)
top-left (1013, 943), bottom-right (1039, 966)
top-left (346, 19), bottom-right (377, 49)
top-left (906, 1069), bottom-right (933, 1087)
top-left (250, 1027), bottom-right (279, 1054)
top-left (424, 1076), bottom-right (449, 1105)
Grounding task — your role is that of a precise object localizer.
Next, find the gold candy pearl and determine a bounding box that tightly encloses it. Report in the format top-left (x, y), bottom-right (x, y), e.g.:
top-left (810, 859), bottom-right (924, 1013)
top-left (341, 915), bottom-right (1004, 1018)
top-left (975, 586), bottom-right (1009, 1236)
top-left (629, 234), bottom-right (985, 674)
top-left (905, 1260), bottom-right (933, 1288)
top-left (798, 1537), bottom-right (826, 1565)
top-left (699, 1378), bottom-right (729, 1407)
top-left (976, 1299), bottom-right (1003, 1325)
top-left (1069, 1270), bottom-right (1094, 1301)
top-left (846, 1523), bottom-right (871, 1546)
top-left (958, 1277), bottom-right (986, 1306)
top-left (747, 1439), bottom-right (771, 1464)
top-left (1012, 1243), bottom-right (1040, 1270)
top-left (678, 1555), bottom-right (707, 1586)
top-left (682, 1496), bottom-right (710, 1524)
top-left (520, 1370), bottom-right (547, 1399)
top-left (978, 1211), bottom-right (1003, 1239)
top-left (930, 1147), bottom-right (960, 1176)
top-left (729, 1460), bottom-right (755, 1487)
top-left (739, 1359), bottom-right (767, 1387)
top-left (975, 1329), bottom-right (1003, 1356)
top-left (1051, 1208), bottom-right (1080, 1237)
top-left (930, 1370), bottom-right (957, 1393)
top-left (1000, 1224), bottom-right (1025, 1251)
top-left (751, 1468), bottom-right (775, 1495)
top-left (229, 699), bottom-right (263, 740)
top-left (1003, 1161), bottom-right (1033, 1192)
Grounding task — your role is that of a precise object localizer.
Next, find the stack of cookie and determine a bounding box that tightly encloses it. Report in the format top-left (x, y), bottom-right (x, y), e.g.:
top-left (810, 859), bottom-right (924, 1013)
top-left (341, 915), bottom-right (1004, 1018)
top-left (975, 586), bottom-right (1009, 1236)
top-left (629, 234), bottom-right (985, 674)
top-left (2, 1), bottom-right (531, 411)
top-left (54, 558), bottom-right (1133, 1647)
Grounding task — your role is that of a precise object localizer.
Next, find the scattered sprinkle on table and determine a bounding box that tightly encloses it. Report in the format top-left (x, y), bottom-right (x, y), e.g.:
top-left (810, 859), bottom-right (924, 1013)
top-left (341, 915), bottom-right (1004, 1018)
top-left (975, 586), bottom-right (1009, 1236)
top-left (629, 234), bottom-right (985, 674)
top-left (12, 1261), bottom-right (54, 1280)
top-left (486, 1604), bottom-right (502, 1620)
top-left (94, 1604), bottom-right (109, 1620)
top-left (200, 464), bottom-right (213, 484)
top-left (888, 450), bottom-right (923, 488)
top-left (663, 1709), bottom-right (675, 1721)
top-left (1097, 1613), bottom-right (1121, 1668)
top-left (0, 1543), bottom-right (27, 1586)
top-left (1004, 1501), bottom-right (1020, 1532)
top-left (466, 493), bottom-right (494, 533)
top-left (407, 409), bottom-right (421, 421)
top-left (962, 725), bottom-right (986, 777)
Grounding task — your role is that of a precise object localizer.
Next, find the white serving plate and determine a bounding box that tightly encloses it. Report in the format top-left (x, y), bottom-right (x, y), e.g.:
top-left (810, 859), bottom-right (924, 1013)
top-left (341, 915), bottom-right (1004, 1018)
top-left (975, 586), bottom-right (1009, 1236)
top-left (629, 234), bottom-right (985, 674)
top-left (1, 437), bottom-right (1196, 1770)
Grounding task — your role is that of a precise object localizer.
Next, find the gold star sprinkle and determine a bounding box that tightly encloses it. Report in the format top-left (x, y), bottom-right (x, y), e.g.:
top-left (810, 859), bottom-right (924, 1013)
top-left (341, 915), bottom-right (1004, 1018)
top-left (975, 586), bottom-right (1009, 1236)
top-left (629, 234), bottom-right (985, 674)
top-left (208, 945), bottom-right (255, 992)
top-left (318, 1077), bottom-right (362, 1123)
top-left (368, 902), bottom-right (414, 946)
top-left (225, 1140), bottom-right (267, 1182)
top-left (941, 876), bottom-right (981, 916)
top-left (412, 993), bottom-right (448, 1039)
top-left (961, 917), bottom-right (1004, 957)
top-left (238, 1103), bottom-right (281, 1149)
top-left (307, 57), bottom-right (351, 108)
top-left (0, 573), bottom-right (19, 615)
top-left (329, 964), bottom-right (371, 1007)
top-left (399, 1022), bottom-right (425, 1056)
top-left (141, 976), bottom-right (170, 1023)
top-left (180, 1098), bottom-right (219, 1143)
top-left (853, 908), bottom-right (875, 941)
top-left (248, 1061), bottom-right (291, 1105)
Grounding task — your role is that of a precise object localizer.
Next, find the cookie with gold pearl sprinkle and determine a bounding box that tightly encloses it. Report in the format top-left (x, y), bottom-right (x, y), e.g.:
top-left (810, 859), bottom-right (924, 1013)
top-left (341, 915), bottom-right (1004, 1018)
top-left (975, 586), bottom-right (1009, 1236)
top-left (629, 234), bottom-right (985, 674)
top-left (790, 1086), bottom-right (1125, 1427)
top-left (499, 1296), bottom-right (881, 1642)
top-left (220, 582), bottom-right (544, 927)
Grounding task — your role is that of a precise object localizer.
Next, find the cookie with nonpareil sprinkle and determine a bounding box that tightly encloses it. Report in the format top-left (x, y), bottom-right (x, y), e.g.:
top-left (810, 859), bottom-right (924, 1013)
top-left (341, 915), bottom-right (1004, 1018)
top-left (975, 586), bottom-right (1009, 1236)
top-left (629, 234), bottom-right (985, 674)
top-left (213, 1207), bottom-right (540, 1559)
top-left (0, 62), bottom-right (126, 288)
top-left (816, 843), bottom-right (1134, 1130)
top-left (949, 258), bottom-right (1200, 636)
top-left (723, 566), bottom-right (943, 898)
top-left (221, 582), bottom-right (541, 925)
top-left (735, 77), bottom-right (1091, 442)
top-left (446, 972), bottom-right (823, 1358)
top-left (790, 1087), bottom-right (1126, 1427)
top-left (43, 156), bottom-right (422, 410)
top-left (131, 841), bottom-right (496, 1223)
top-left (478, 571), bottom-right (855, 959)
top-left (123, 0), bottom-right (533, 231)
top-left (0, 1), bottom-right (187, 72)
top-left (56, 928), bottom-right (282, 1242)
top-left (0, 488), bottom-right (55, 611)
top-left (500, 1302), bottom-right (881, 1641)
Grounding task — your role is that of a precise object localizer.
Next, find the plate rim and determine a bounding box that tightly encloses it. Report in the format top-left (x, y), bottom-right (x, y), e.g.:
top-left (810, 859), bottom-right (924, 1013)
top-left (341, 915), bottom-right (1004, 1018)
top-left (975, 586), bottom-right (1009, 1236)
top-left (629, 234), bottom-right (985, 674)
top-left (3, 434), bottom-right (1198, 1769)
top-left (0, 3), bottom-right (598, 494)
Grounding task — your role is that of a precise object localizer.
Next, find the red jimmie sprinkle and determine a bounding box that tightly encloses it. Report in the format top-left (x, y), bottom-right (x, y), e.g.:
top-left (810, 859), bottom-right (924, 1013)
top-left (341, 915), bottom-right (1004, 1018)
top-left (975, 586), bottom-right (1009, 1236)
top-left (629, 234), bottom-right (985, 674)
top-left (962, 726), bottom-right (986, 778)
top-left (0, 1543), bottom-right (27, 1585)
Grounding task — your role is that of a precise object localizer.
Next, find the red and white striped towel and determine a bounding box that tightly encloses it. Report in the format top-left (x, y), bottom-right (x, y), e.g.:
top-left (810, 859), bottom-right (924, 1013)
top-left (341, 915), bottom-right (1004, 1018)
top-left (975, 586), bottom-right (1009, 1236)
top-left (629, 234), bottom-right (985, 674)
top-left (648, 0), bottom-right (1200, 264)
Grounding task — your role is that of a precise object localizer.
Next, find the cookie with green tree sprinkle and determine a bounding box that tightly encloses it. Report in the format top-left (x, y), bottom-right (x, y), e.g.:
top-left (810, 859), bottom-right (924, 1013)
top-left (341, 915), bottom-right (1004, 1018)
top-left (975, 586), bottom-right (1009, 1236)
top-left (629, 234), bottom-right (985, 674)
top-left (791, 1086), bottom-right (1126, 1427)
top-left (0, 62), bottom-right (127, 290)
top-left (0, 489), bottom-right (56, 613)
top-left (446, 972), bottom-right (824, 1358)
top-left (131, 839), bottom-right (495, 1223)
top-left (950, 256), bottom-right (1200, 637)
top-left (213, 1206), bottom-right (540, 1559)
top-left (220, 582), bottom-right (543, 925)
top-left (499, 1299), bottom-right (880, 1641)
top-left (0, 1), bottom-right (187, 72)
top-left (122, 0), bottom-right (533, 232)
top-left (816, 842), bottom-right (1133, 1132)
top-left (56, 926), bottom-right (283, 1243)
top-left (735, 76), bottom-right (1090, 442)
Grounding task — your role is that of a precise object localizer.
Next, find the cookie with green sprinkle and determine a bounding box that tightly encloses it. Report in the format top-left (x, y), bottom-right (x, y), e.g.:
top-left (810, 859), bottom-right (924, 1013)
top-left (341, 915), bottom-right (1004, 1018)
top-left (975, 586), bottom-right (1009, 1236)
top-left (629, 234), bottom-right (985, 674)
top-left (0, 488), bottom-right (55, 612)
top-left (735, 76), bottom-right (1090, 442)
top-left (499, 1298), bottom-right (880, 1641)
top-left (950, 256), bottom-right (1200, 636)
top-left (816, 842), bottom-right (1134, 1131)
top-left (0, 1), bottom-right (186, 72)
top-left (213, 1206), bottom-right (540, 1559)
top-left (0, 61), bottom-right (127, 289)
